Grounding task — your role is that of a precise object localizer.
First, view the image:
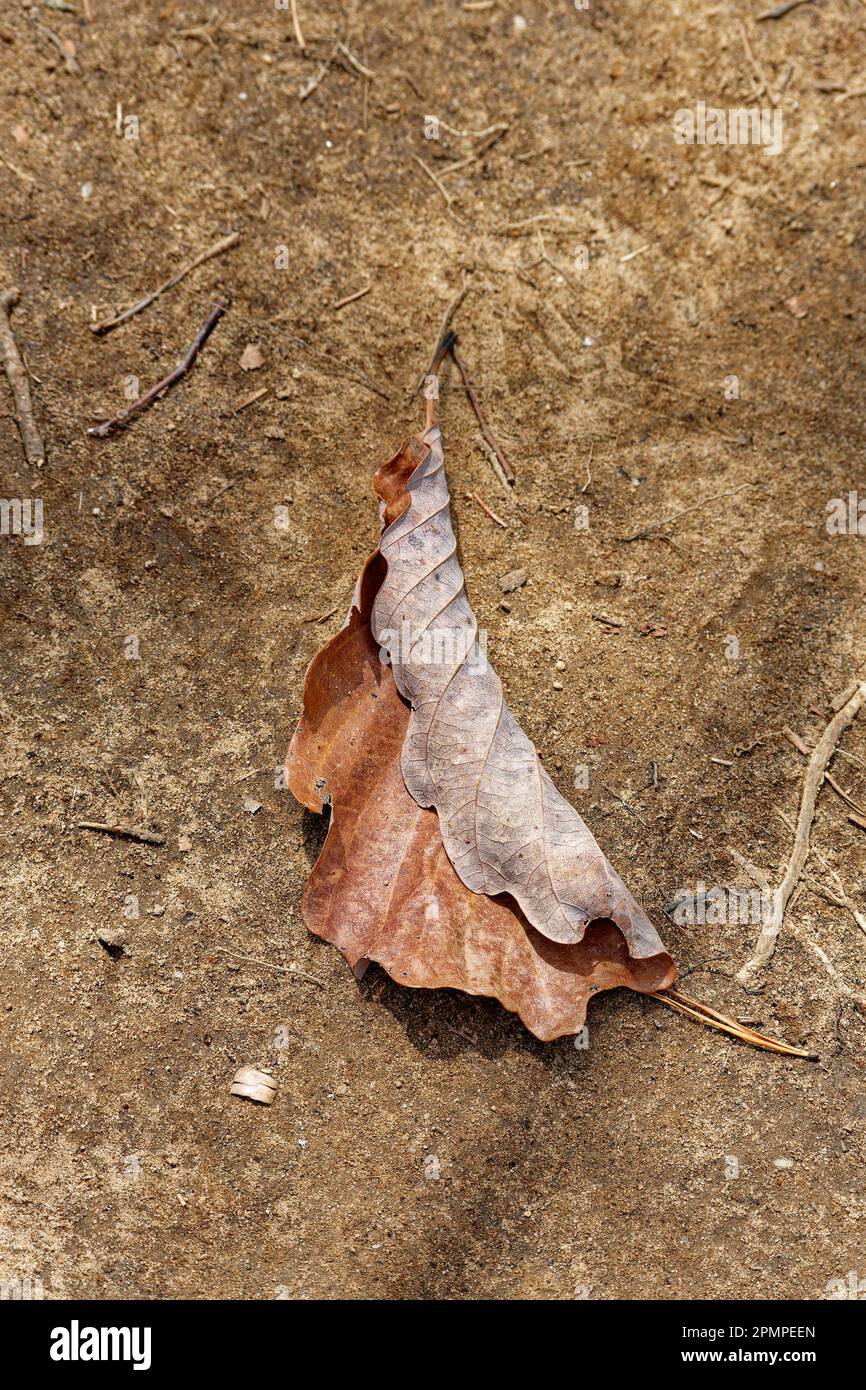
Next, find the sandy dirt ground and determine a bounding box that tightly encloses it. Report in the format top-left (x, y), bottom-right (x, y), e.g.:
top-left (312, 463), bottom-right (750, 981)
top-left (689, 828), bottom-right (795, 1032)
top-left (1, 0), bottom-right (865, 1300)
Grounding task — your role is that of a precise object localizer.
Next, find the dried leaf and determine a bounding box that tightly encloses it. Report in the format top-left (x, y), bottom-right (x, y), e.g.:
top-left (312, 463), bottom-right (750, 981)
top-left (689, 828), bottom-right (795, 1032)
top-left (285, 439), bottom-right (675, 1041)
top-left (371, 428), bottom-right (670, 957)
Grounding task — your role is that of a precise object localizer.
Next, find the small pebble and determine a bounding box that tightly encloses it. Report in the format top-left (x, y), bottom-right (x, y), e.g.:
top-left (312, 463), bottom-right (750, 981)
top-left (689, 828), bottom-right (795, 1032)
top-left (500, 568), bottom-right (528, 594)
top-left (553, 680), bottom-right (563, 691)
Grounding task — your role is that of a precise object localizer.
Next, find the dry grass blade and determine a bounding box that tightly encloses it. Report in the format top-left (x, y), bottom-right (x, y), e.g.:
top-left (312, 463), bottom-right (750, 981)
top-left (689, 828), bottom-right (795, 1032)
top-left (653, 989), bottom-right (817, 1058)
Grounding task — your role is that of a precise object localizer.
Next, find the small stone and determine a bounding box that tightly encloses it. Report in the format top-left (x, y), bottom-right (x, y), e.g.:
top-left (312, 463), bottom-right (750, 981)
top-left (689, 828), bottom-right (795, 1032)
top-left (423, 1154), bottom-right (441, 1181)
top-left (239, 343), bottom-right (265, 371)
top-left (555, 660), bottom-right (566, 671)
top-left (553, 680), bottom-right (564, 690)
top-left (243, 797), bottom-right (262, 814)
top-left (96, 927), bottom-right (125, 956)
top-left (500, 568), bottom-right (527, 594)
top-left (773, 1157), bottom-right (794, 1170)
top-left (264, 426), bottom-right (286, 441)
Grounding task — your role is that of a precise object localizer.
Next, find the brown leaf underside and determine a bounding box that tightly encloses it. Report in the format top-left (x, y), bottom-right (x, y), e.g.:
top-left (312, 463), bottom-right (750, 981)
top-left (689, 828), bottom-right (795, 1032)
top-left (286, 442), bottom-right (675, 1041)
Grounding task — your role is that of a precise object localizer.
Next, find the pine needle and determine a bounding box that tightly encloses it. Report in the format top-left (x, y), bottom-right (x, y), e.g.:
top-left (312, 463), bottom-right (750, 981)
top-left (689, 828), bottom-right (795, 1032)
top-left (651, 988), bottom-right (818, 1059)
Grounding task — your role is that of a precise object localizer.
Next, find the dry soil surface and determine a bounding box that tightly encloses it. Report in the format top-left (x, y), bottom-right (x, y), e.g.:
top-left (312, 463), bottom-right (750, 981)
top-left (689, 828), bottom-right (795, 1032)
top-left (1, 0), bottom-right (865, 1300)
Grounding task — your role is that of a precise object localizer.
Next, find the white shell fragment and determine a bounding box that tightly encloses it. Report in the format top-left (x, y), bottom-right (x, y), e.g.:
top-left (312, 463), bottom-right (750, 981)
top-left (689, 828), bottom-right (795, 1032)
top-left (230, 1066), bottom-right (277, 1105)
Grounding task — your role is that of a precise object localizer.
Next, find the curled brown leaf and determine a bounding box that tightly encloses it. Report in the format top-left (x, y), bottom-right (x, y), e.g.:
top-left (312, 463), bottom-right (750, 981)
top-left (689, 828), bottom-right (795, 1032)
top-left (285, 437), bottom-right (675, 1041)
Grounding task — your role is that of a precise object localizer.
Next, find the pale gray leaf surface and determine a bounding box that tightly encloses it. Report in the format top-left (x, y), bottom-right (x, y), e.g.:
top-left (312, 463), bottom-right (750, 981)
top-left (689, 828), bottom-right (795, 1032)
top-left (371, 426), bottom-right (669, 956)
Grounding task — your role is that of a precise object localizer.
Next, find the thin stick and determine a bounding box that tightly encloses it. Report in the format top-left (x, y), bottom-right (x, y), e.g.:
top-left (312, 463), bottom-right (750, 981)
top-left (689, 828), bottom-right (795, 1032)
top-left (450, 341), bottom-right (516, 483)
top-left (0, 151), bottom-right (35, 183)
top-left (782, 724), bottom-right (866, 817)
top-left (336, 41), bottom-right (375, 79)
top-left (214, 946), bottom-right (324, 988)
top-left (284, 333), bottom-right (389, 400)
top-left (88, 299), bottom-right (226, 438)
top-left (332, 284), bottom-right (371, 312)
top-left (580, 442), bottom-right (593, 493)
top-left (412, 276), bottom-right (470, 399)
top-left (652, 988), bottom-right (817, 1058)
top-left (290, 0), bottom-right (305, 50)
top-left (300, 43), bottom-right (337, 101)
top-left (619, 482), bottom-right (757, 542)
top-left (739, 17), bottom-right (780, 105)
top-left (0, 288), bottom-right (45, 469)
top-left (78, 821), bottom-right (165, 846)
top-left (737, 679), bottom-right (866, 986)
top-left (757, 0), bottom-right (814, 18)
top-left (90, 231), bottom-right (239, 335)
top-left (779, 809), bottom-right (866, 940)
top-left (731, 843), bottom-right (866, 1009)
top-left (473, 492), bottom-right (508, 528)
top-left (410, 152), bottom-right (453, 209)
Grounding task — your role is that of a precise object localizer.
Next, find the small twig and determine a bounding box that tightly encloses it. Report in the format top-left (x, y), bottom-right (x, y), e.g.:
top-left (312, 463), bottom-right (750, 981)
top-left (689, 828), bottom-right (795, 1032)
top-left (432, 118), bottom-right (507, 139)
top-left (739, 17), bottom-right (780, 104)
top-left (592, 613), bottom-right (624, 628)
top-left (786, 813), bottom-right (866, 940)
top-left (849, 812), bottom-right (866, 833)
top-left (88, 300), bottom-right (226, 438)
top-left (618, 482), bottom-right (757, 543)
top-left (783, 725), bottom-right (866, 817)
top-left (731, 844), bottom-right (866, 1010)
top-left (439, 124), bottom-right (510, 177)
top-left (412, 275), bottom-right (470, 399)
top-left (410, 152), bottom-right (454, 209)
top-left (284, 333), bottom-right (389, 400)
top-left (652, 988), bottom-right (816, 1058)
top-left (449, 340), bottom-right (516, 483)
top-left (332, 284), bottom-right (372, 312)
top-left (0, 151), bottom-right (35, 184)
top-left (0, 288), bottom-right (45, 469)
top-left (756, 0), bottom-right (815, 18)
top-left (214, 946), bottom-right (324, 988)
top-left (737, 679), bottom-right (866, 986)
top-left (233, 386), bottom-right (268, 413)
top-left (494, 212), bottom-right (562, 235)
top-left (472, 492), bottom-right (508, 528)
top-left (78, 821), bottom-right (165, 846)
top-left (580, 442), bottom-right (593, 493)
top-left (299, 43), bottom-right (337, 101)
top-left (289, 0), bottom-right (305, 50)
top-left (90, 231), bottom-right (240, 335)
top-left (336, 41), bottom-right (375, 79)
